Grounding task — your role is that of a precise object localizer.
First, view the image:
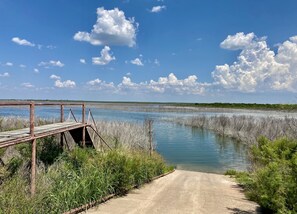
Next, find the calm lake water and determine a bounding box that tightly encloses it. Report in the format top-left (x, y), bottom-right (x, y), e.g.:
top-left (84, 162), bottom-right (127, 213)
top-left (2, 104), bottom-right (296, 174)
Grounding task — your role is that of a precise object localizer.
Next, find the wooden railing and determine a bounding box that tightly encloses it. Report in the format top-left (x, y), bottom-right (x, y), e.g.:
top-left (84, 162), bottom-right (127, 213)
top-left (0, 101), bottom-right (85, 132)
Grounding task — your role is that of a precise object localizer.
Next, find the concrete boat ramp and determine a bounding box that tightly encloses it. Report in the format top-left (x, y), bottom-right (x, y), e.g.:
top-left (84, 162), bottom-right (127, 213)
top-left (86, 170), bottom-right (260, 214)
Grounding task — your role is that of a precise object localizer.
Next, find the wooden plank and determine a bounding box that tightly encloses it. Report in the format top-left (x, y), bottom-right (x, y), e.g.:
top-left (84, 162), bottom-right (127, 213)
top-left (0, 122), bottom-right (78, 134)
top-left (0, 137), bottom-right (16, 142)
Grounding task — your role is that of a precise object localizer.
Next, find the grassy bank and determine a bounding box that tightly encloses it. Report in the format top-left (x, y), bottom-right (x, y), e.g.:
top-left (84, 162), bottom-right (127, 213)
top-left (0, 118), bottom-right (172, 213)
top-left (226, 137), bottom-right (297, 213)
top-left (0, 147), bottom-right (171, 213)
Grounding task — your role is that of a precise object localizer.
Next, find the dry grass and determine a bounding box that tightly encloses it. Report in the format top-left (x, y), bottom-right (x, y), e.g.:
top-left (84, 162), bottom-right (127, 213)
top-left (0, 116), bottom-right (56, 132)
top-left (93, 120), bottom-right (151, 151)
top-left (171, 115), bottom-right (297, 144)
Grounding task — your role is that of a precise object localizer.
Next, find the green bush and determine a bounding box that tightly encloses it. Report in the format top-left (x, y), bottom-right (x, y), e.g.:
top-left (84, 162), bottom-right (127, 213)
top-left (37, 136), bottom-right (63, 167)
top-left (230, 137), bottom-right (297, 213)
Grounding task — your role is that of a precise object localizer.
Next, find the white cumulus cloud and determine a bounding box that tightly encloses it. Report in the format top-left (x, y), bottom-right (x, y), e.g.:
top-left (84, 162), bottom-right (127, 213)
top-left (212, 32), bottom-right (297, 92)
top-left (220, 32), bottom-right (255, 50)
top-left (54, 80), bottom-right (76, 88)
top-left (151, 5), bottom-right (166, 13)
top-left (87, 78), bottom-right (101, 86)
top-left (0, 72), bottom-right (9, 77)
top-left (92, 46), bottom-right (115, 65)
top-left (21, 82), bottom-right (34, 88)
top-left (50, 74), bottom-right (76, 88)
top-left (130, 57), bottom-right (143, 66)
top-left (50, 74), bottom-right (61, 80)
top-left (146, 73), bottom-right (206, 94)
top-left (87, 78), bottom-right (115, 90)
top-left (80, 59), bottom-right (86, 64)
top-left (118, 73), bottom-right (206, 95)
top-left (12, 37), bottom-right (35, 47)
top-left (5, 62), bottom-right (13, 66)
top-left (86, 73), bottom-right (206, 95)
top-left (74, 7), bottom-right (138, 47)
top-left (122, 76), bottom-right (136, 87)
top-left (39, 60), bottom-right (64, 68)
top-left (290, 35), bottom-right (297, 43)
top-left (50, 74), bottom-right (75, 88)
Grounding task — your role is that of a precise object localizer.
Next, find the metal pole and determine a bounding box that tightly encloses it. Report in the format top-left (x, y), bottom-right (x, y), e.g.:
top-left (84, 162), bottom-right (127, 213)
top-left (89, 109), bottom-right (103, 151)
top-left (82, 104), bottom-right (86, 147)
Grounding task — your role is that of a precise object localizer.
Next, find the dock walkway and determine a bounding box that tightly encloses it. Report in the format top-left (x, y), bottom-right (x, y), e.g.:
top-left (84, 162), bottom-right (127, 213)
top-left (0, 121), bottom-right (85, 148)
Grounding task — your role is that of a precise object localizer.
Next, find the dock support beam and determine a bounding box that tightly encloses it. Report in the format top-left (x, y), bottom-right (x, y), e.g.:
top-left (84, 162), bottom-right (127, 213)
top-left (30, 102), bottom-right (36, 196)
top-left (60, 104), bottom-right (64, 147)
top-left (60, 104), bottom-right (64, 123)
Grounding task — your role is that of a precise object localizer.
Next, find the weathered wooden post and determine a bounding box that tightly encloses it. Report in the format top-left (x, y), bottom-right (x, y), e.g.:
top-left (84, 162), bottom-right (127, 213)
top-left (60, 104), bottom-right (64, 147)
top-left (30, 102), bottom-right (34, 137)
top-left (30, 102), bottom-right (36, 196)
top-left (145, 119), bottom-right (153, 156)
top-left (60, 104), bottom-right (64, 122)
top-left (82, 103), bottom-right (86, 147)
top-left (149, 120), bottom-right (153, 156)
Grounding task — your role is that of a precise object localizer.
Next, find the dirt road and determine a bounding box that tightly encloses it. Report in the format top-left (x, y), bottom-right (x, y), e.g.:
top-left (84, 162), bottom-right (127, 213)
top-left (86, 170), bottom-right (260, 214)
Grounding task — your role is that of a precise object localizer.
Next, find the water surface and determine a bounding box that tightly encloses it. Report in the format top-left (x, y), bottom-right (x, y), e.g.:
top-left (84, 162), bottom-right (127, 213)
top-left (0, 104), bottom-right (262, 173)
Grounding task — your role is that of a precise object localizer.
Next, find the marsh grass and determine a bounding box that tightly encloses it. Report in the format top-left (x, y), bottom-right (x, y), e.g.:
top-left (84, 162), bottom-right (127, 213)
top-left (173, 115), bottom-right (297, 144)
top-left (94, 120), bottom-right (152, 151)
top-left (0, 116), bottom-right (56, 132)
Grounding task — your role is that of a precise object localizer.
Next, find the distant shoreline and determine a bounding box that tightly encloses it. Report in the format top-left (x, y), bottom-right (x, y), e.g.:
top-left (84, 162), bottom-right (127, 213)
top-left (1, 99), bottom-right (296, 111)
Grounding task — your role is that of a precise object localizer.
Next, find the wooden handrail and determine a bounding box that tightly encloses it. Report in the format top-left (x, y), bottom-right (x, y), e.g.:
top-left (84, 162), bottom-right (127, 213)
top-left (0, 101), bottom-right (83, 106)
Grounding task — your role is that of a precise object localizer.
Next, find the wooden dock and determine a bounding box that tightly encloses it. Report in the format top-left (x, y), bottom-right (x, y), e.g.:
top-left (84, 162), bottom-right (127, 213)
top-left (0, 101), bottom-right (95, 195)
top-left (0, 121), bottom-right (86, 148)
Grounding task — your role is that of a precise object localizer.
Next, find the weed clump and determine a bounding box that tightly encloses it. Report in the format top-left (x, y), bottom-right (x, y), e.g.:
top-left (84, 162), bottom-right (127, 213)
top-left (174, 115), bottom-right (297, 144)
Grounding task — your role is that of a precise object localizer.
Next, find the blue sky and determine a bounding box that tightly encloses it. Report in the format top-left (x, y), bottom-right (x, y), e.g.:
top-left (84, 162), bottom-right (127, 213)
top-left (1, 0), bottom-right (297, 103)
